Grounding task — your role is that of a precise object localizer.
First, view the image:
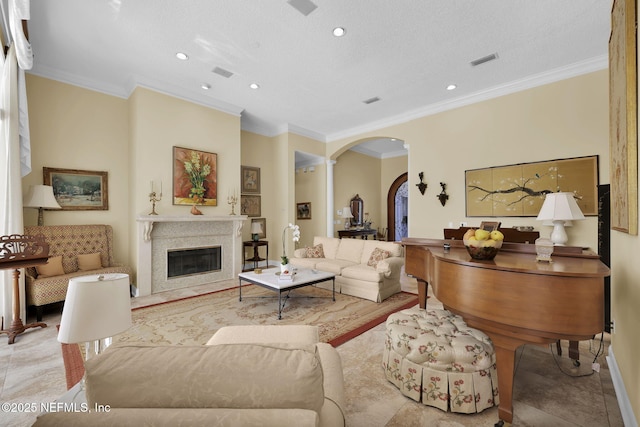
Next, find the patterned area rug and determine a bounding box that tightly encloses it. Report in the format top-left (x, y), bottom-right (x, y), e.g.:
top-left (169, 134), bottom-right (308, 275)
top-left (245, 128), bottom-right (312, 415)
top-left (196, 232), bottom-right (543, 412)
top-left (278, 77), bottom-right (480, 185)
top-left (114, 285), bottom-right (418, 347)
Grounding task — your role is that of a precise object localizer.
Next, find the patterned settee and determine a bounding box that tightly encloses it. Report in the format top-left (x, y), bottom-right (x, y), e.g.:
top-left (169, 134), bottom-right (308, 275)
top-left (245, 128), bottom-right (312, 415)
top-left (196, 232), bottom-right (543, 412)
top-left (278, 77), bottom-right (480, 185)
top-left (24, 224), bottom-right (132, 321)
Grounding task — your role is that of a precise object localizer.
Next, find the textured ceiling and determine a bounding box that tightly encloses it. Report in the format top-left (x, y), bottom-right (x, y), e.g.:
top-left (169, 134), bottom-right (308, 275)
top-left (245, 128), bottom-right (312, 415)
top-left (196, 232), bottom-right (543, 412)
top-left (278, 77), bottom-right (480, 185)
top-left (27, 0), bottom-right (611, 158)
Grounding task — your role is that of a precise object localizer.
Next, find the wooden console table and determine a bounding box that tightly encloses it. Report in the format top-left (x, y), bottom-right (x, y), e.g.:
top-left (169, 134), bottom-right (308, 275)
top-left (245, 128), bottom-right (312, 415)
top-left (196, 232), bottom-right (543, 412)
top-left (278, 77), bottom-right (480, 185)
top-left (243, 240), bottom-right (268, 270)
top-left (0, 234), bottom-right (49, 344)
top-left (337, 229), bottom-right (377, 239)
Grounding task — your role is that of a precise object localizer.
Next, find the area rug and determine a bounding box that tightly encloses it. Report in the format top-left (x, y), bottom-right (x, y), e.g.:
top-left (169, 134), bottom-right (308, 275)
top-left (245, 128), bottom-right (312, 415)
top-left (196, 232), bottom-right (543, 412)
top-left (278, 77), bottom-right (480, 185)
top-left (114, 285), bottom-right (418, 347)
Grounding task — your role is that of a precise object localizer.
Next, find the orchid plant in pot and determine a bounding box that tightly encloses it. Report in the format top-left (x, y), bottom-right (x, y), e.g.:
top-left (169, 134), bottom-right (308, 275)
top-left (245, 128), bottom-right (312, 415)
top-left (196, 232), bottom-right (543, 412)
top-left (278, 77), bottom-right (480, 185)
top-left (281, 223), bottom-right (300, 274)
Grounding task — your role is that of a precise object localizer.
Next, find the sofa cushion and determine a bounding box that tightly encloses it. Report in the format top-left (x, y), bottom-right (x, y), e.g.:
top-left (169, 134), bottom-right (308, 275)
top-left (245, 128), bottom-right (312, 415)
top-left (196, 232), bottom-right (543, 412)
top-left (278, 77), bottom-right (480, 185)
top-left (85, 344), bottom-right (325, 413)
top-left (367, 247), bottom-right (391, 268)
top-left (313, 237), bottom-right (340, 259)
top-left (341, 264), bottom-right (384, 282)
top-left (78, 252), bottom-right (103, 271)
top-left (305, 244), bottom-right (325, 258)
top-left (335, 238), bottom-right (364, 263)
top-left (36, 256), bottom-right (65, 278)
top-left (361, 240), bottom-right (403, 264)
top-left (315, 259), bottom-right (356, 275)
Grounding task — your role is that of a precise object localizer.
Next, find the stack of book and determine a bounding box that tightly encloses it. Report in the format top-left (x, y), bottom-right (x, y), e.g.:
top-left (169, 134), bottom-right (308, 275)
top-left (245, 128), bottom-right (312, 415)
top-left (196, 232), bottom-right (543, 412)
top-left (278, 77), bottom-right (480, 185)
top-left (278, 272), bottom-right (294, 282)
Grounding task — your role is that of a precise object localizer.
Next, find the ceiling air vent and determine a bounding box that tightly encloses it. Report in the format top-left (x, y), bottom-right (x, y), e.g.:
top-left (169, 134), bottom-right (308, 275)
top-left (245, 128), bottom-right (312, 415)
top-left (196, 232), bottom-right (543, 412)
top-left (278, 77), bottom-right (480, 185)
top-left (363, 97), bottom-right (381, 105)
top-left (470, 53), bottom-right (499, 67)
top-left (288, 0), bottom-right (317, 16)
top-left (212, 67), bottom-right (234, 78)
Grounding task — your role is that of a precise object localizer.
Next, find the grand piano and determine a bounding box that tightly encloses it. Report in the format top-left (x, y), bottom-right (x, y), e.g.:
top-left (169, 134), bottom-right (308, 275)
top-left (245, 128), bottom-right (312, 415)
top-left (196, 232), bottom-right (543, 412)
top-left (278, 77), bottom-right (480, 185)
top-left (403, 237), bottom-right (610, 426)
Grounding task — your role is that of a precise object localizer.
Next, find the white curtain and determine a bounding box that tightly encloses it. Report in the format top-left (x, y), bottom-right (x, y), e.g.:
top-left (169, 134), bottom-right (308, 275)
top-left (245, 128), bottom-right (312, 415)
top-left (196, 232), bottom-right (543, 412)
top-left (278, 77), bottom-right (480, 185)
top-left (0, 0), bottom-right (32, 328)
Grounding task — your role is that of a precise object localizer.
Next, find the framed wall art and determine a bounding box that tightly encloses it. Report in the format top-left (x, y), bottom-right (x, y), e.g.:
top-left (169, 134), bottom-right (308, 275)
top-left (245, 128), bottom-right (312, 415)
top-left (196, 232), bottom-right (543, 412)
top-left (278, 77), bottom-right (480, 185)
top-left (297, 202), bottom-right (311, 220)
top-left (43, 167), bottom-right (108, 210)
top-left (609, 0), bottom-right (638, 235)
top-left (241, 165), bottom-right (260, 194)
top-left (251, 218), bottom-right (266, 239)
top-left (241, 195), bottom-right (261, 217)
top-left (173, 146), bottom-right (217, 206)
top-left (479, 221), bottom-right (501, 232)
top-left (465, 155), bottom-right (598, 217)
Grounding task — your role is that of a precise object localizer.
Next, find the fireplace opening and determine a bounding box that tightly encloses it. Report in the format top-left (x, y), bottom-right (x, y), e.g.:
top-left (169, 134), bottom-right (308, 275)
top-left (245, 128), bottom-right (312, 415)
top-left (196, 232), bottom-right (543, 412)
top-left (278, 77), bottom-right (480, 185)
top-left (167, 246), bottom-right (221, 278)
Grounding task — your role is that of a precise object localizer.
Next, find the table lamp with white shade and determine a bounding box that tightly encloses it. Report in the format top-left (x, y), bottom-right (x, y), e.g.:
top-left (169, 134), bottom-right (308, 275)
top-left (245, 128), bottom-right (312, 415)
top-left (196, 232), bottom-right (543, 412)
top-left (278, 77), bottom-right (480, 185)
top-left (58, 273), bottom-right (132, 360)
top-left (341, 207), bottom-right (353, 230)
top-left (23, 185), bottom-right (61, 226)
top-left (250, 221), bottom-right (263, 241)
top-left (536, 192), bottom-right (585, 246)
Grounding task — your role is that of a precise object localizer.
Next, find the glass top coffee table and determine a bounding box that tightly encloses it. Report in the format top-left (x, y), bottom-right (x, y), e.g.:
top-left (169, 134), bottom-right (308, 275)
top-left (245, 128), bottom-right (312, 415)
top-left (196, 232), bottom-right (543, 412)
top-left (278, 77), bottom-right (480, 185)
top-left (238, 267), bottom-right (335, 319)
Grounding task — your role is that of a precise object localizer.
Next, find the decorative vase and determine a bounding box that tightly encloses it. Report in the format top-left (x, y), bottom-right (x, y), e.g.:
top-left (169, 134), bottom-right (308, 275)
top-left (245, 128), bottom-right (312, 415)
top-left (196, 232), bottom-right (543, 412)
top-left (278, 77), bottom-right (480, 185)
top-left (280, 263), bottom-right (290, 274)
top-left (190, 205), bottom-right (203, 215)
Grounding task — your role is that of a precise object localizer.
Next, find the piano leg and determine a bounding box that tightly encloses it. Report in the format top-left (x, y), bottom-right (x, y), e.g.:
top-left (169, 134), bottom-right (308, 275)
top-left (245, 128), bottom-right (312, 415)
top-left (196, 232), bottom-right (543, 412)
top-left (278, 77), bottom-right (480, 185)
top-left (417, 279), bottom-right (428, 309)
top-left (494, 345), bottom-right (516, 425)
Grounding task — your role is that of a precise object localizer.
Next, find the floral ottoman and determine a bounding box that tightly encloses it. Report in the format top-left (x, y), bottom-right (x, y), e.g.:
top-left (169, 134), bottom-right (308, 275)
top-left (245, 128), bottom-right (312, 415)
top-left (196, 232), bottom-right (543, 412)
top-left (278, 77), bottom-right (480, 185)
top-left (382, 307), bottom-right (499, 414)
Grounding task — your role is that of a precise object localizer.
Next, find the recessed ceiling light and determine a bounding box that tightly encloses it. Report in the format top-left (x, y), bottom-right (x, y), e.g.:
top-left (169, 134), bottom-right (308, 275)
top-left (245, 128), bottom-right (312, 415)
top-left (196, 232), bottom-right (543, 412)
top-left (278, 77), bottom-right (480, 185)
top-left (201, 83), bottom-right (211, 90)
top-left (446, 84), bottom-right (457, 91)
top-left (249, 83), bottom-right (260, 89)
top-left (333, 27), bottom-right (346, 37)
top-left (175, 52), bottom-right (188, 60)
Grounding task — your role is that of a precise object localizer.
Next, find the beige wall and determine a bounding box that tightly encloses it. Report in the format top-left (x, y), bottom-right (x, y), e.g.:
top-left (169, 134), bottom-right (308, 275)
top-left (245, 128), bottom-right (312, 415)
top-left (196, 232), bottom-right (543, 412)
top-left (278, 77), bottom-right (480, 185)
top-left (24, 75), bottom-right (131, 266)
top-left (294, 163), bottom-right (326, 249)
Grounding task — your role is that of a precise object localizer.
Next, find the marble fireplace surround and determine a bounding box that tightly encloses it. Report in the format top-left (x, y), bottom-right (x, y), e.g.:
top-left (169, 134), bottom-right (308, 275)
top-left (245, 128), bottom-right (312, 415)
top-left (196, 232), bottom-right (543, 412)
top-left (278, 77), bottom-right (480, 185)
top-left (135, 215), bottom-right (247, 297)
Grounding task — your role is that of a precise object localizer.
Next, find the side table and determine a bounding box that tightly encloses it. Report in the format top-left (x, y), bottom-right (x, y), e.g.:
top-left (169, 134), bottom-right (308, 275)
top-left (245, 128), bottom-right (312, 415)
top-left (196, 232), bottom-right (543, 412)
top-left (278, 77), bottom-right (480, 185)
top-left (242, 240), bottom-right (268, 270)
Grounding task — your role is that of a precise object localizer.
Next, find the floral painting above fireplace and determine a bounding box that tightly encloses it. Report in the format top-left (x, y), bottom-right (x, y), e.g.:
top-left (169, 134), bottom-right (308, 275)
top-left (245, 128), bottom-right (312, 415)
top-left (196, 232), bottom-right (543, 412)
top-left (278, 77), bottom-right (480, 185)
top-left (173, 146), bottom-right (217, 206)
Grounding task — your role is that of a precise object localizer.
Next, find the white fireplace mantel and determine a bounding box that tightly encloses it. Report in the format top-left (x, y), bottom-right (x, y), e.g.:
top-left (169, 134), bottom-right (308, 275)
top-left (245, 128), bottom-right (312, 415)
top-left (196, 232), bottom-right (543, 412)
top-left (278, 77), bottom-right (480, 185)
top-left (135, 214), bottom-right (248, 296)
top-left (137, 214), bottom-right (248, 241)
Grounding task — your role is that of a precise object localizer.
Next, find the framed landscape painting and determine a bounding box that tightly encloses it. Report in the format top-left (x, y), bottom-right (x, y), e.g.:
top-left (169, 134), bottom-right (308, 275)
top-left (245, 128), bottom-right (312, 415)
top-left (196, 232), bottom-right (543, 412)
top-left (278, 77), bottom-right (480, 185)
top-left (173, 146), bottom-right (217, 206)
top-left (43, 167), bottom-right (108, 210)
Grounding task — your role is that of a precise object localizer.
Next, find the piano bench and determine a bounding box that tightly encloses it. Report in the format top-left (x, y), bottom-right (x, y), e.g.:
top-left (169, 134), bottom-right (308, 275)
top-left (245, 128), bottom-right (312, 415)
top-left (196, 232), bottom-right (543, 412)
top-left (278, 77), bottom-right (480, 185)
top-left (383, 307), bottom-right (499, 414)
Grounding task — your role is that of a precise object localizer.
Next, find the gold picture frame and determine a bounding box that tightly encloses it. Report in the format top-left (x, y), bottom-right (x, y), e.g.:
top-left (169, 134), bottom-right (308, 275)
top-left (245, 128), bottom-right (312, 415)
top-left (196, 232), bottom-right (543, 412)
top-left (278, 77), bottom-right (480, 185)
top-left (609, 0), bottom-right (638, 235)
top-left (241, 165), bottom-right (260, 194)
top-left (241, 195), bottom-right (261, 217)
top-left (465, 155), bottom-right (598, 217)
top-left (297, 202), bottom-right (311, 220)
top-left (479, 221), bottom-right (501, 232)
top-left (43, 167), bottom-right (108, 210)
top-left (173, 146), bottom-right (217, 206)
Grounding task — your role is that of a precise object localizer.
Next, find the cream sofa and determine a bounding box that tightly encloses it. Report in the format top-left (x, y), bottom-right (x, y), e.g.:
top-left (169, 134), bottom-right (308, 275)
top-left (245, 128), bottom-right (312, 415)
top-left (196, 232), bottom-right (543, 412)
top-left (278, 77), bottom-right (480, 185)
top-left (290, 236), bottom-right (404, 302)
top-left (33, 325), bottom-right (345, 427)
top-left (24, 224), bottom-right (132, 321)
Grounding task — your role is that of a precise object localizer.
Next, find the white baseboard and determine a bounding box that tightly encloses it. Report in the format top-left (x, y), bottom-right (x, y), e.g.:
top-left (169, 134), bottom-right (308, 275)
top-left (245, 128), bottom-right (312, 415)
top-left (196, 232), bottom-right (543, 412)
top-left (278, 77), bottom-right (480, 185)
top-left (607, 346), bottom-right (638, 427)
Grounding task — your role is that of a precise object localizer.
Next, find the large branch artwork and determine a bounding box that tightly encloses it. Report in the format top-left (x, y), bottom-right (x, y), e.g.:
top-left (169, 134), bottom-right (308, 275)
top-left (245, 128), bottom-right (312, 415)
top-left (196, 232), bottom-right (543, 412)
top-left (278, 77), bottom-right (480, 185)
top-left (465, 156), bottom-right (598, 217)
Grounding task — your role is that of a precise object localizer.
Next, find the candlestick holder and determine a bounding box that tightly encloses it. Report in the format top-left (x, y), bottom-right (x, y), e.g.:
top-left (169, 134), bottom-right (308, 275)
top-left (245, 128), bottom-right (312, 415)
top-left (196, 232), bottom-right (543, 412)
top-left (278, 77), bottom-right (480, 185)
top-left (227, 195), bottom-right (238, 215)
top-left (149, 191), bottom-right (162, 215)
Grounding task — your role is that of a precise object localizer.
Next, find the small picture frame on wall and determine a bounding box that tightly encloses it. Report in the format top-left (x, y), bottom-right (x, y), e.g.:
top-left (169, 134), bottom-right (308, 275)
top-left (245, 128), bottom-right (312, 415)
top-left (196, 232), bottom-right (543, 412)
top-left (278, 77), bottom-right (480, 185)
top-left (297, 202), bottom-right (311, 220)
top-left (251, 218), bottom-right (266, 239)
top-left (43, 167), bottom-right (108, 210)
top-left (241, 166), bottom-right (260, 194)
top-left (241, 195), bottom-right (261, 217)
top-left (479, 221), bottom-right (501, 232)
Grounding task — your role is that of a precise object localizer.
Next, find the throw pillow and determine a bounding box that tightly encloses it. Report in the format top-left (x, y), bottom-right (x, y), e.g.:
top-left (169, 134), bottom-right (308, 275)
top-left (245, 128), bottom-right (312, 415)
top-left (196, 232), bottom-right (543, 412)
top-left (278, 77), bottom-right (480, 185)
top-left (305, 243), bottom-right (325, 258)
top-left (78, 252), bottom-right (103, 271)
top-left (36, 255), bottom-right (65, 278)
top-left (367, 247), bottom-right (391, 268)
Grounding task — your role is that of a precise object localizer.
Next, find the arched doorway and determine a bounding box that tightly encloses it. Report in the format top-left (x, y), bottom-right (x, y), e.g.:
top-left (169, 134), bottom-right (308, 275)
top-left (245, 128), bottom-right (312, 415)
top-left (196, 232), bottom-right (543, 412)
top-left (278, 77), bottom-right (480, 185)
top-left (387, 173), bottom-right (408, 242)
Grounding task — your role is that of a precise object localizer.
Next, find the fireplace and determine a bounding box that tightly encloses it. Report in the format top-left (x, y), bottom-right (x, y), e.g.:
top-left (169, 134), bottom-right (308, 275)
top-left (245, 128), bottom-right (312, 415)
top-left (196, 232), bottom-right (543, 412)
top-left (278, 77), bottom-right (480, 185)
top-left (167, 246), bottom-right (222, 278)
top-left (136, 215), bottom-right (246, 296)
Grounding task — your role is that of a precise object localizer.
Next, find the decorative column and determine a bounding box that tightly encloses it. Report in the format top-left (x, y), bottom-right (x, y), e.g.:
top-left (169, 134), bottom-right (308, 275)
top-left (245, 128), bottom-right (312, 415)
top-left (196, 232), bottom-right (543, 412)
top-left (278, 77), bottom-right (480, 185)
top-left (326, 160), bottom-right (336, 237)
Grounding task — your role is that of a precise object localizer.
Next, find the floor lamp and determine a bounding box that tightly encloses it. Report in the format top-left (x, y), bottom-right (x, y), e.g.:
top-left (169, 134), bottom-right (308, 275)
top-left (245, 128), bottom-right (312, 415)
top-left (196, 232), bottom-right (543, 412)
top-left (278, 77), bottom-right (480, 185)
top-left (23, 185), bottom-right (61, 226)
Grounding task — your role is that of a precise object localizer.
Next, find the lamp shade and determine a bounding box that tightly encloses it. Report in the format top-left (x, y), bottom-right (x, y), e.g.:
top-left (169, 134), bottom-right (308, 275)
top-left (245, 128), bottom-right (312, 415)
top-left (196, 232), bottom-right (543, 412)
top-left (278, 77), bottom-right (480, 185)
top-left (341, 207), bottom-right (353, 218)
top-left (536, 192), bottom-right (585, 221)
top-left (23, 185), bottom-right (61, 209)
top-left (251, 222), bottom-right (263, 234)
top-left (58, 274), bottom-right (132, 344)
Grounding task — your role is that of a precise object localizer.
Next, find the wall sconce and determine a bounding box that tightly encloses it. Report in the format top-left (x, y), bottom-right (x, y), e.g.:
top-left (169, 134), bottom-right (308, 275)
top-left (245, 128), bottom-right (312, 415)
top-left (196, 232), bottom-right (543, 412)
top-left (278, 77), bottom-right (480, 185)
top-left (416, 172), bottom-right (427, 195)
top-left (437, 182), bottom-right (449, 206)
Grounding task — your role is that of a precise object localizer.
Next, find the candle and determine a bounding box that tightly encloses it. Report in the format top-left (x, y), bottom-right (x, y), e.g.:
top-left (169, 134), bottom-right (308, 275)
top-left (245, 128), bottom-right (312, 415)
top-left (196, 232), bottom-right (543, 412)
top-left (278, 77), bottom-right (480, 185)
top-left (159, 181), bottom-right (162, 196)
top-left (150, 180), bottom-right (154, 193)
